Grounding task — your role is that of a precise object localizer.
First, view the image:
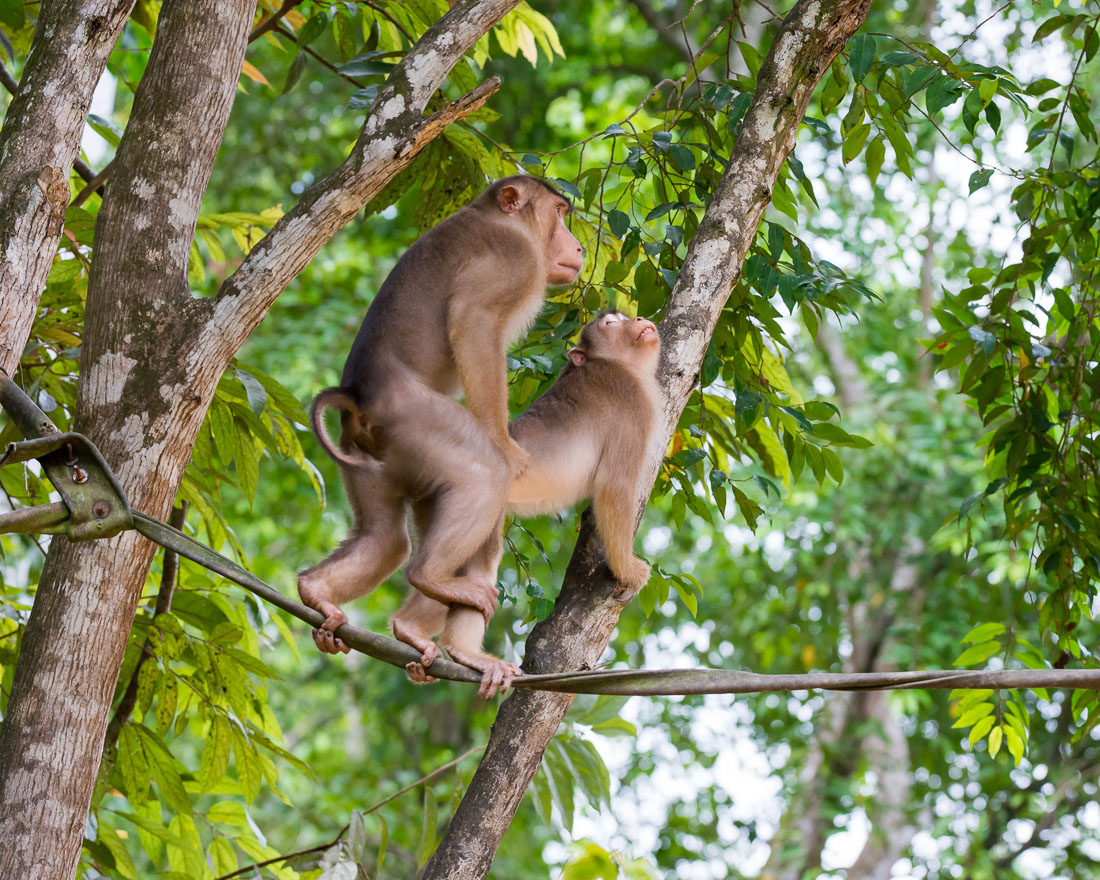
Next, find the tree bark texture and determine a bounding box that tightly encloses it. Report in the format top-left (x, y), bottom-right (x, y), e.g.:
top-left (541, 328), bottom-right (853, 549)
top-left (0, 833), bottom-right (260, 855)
top-left (422, 0), bottom-right (873, 876)
top-left (0, 2), bottom-right (526, 877)
top-left (0, 0), bottom-right (136, 375)
top-left (0, 3), bottom-right (252, 877)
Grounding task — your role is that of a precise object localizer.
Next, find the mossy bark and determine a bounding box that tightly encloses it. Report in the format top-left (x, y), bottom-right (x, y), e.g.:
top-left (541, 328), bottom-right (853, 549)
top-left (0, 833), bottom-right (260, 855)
top-left (0, 0), bottom-right (136, 374)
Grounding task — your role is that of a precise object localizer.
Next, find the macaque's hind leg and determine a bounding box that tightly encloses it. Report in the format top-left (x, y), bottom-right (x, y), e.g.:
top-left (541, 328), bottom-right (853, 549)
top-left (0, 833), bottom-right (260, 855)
top-left (440, 607), bottom-right (522, 699)
top-left (391, 590), bottom-right (448, 668)
top-left (298, 470), bottom-right (410, 655)
top-left (393, 400), bottom-right (510, 622)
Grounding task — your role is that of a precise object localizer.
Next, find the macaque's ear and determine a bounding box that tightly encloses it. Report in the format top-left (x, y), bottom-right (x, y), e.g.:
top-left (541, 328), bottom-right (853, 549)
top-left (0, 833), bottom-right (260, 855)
top-left (498, 184), bottom-right (527, 214)
top-left (567, 348), bottom-right (587, 366)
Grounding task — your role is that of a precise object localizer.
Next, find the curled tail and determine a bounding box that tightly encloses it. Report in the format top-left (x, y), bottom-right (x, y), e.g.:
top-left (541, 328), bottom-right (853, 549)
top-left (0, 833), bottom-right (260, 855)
top-left (310, 388), bottom-right (383, 470)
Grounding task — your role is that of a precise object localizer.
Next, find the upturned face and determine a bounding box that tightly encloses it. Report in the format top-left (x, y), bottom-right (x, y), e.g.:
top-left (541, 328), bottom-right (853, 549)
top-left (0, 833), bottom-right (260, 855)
top-left (570, 312), bottom-right (660, 371)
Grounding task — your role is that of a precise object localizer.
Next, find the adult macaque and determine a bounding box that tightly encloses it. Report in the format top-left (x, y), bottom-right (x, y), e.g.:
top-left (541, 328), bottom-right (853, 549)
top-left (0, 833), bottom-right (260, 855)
top-left (397, 312), bottom-right (663, 696)
top-left (299, 176), bottom-right (583, 656)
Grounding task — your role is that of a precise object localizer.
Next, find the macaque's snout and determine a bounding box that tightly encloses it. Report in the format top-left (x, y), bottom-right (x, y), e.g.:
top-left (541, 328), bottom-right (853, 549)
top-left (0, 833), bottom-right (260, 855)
top-left (634, 318), bottom-right (658, 342)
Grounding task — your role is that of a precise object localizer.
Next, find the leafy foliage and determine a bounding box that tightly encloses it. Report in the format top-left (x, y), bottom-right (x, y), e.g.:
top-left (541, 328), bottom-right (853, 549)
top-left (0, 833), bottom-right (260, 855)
top-left (2, 0), bottom-right (1100, 877)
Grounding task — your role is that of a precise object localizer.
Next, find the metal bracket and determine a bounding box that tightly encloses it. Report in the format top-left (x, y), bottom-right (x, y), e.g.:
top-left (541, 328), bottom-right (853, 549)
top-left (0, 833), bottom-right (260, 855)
top-left (0, 370), bottom-right (133, 541)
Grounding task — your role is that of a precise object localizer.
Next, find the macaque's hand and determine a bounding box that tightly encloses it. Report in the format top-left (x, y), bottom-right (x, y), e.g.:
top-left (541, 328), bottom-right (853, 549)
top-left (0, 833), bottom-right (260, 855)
top-left (504, 439), bottom-right (531, 478)
top-left (617, 557), bottom-right (652, 591)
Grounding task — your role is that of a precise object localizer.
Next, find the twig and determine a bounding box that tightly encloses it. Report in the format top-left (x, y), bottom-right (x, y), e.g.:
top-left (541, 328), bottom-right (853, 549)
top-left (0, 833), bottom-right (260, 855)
top-left (71, 159), bottom-right (113, 208)
top-left (101, 504), bottom-right (187, 754)
top-left (248, 0), bottom-right (303, 42)
top-left (213, 745), bottom-right (486, 880)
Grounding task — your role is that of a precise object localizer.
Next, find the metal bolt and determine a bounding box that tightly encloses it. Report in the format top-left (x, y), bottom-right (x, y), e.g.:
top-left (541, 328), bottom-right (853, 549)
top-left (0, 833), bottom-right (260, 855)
top-left (71, 465), bottom-right (88, 484)
top-left (92, 502), bottom-right (109, 519)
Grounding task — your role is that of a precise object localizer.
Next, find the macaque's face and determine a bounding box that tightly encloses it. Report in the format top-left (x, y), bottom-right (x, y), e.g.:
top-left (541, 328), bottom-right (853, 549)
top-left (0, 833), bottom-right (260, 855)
top-left (498, 183), bottom-right (583, 286)
top-left (571, 312), bottom-right (660, 369)
top-left (544, 199), bottom-right (583, 286)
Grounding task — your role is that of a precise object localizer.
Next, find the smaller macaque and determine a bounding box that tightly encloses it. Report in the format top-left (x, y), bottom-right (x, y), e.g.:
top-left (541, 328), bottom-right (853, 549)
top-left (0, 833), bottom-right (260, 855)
top-left (395, 312), bottom-right (663, 697)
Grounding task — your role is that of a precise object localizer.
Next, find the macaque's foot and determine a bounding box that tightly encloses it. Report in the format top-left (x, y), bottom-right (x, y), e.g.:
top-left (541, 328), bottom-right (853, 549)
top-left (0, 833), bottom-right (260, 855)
top-left (617, 557), bottom-right (652, 590)
top-left (465, 578), bottom-right (500, 625)
top-left (303, 595), bottom-right (350, 654)
top-left (477, 660), bottom-right (522, 700)
top-left (312, 626), bottom-right (350, 655)
top-left (391, 616), bottom-right (444, 667)
top-left (406, 572), bottom-right (499, 625)
top-left (405, 662), bottom-right (438, 685)
top-left (419, 642), bottom-right (442, 668)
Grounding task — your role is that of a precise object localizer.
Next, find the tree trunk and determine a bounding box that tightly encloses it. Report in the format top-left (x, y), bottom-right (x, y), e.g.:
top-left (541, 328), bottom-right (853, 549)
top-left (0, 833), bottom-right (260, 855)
top-left (0, 2), bottom-right (525, 875)
top-left (0, 0), bottom-right (135, 375)
top-left (422, 0), bottom-right (873, 875)
top-left (0, 3), bottom-right (252, 876)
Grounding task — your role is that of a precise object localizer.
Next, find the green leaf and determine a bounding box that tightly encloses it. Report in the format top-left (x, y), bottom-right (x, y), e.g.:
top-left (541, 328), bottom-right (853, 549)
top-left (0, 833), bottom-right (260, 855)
top-left (0, 0), bottom-right (22, 29)
top-left (234, 368), bottom-right (268, 415)
top-left (297, 13), bottom-right (329, 46)
top-left (987, 725), bottom-right (1004, 757)
top-left (1004, 726), bottom-right (1025, 764)
top-left (209, 837), bottom-right (237, 876)
top-left (86, 114), bottom-right (122, 149)
top-left (645, 202), bottom-right (676, 222)
top-left (968, 714), bottom-right (996, 745)
top-left (953, 701), bottom-right (994, 728)
top-left (669, 144), bottom-right (695, 171)
top-left (199, 715), bottom-right (232, 789)
top-left (810, 422), bottom-right (872, 448)
top-left (607, 209), bottom-right (630, 237)
top-left (925, 74), bottom-right (966, 114)
top-left (135, 725), bottom-right (192, 814)
top-left (968, 169), bottom-right (993, 194)
top-left (962, 622), bottom-right (1005, 643)
top-left (842, 123), bottom-right (871, 164)
top-left (848, 34), bottom-right (876, 82)
top-left (282, 52), bottom-right (307, 94)
top-left (865, 136), bottom-right (885, 185)
top-left (954, 640), bottom-right (1002, 666)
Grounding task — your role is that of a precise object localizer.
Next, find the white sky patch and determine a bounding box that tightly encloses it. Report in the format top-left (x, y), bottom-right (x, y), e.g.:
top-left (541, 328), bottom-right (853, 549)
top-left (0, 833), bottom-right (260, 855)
top-left (81, 71), bottom-right (116, 166)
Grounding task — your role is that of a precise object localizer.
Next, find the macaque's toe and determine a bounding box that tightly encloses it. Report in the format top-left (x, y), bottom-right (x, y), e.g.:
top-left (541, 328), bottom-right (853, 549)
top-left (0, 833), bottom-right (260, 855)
top-left (405, 662), bottom-right (438, 684)
top-left (420, 643), bottom-right (442, 667)
top-left (312, 626), bottom-right (350, 655)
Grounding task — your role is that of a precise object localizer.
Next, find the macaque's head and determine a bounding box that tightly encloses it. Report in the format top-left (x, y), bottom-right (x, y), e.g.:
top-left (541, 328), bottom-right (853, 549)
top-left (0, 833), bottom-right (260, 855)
top-left (490, 176), bottom-right (583, 286)
top-left (568, 312), bottom-right (660, 373)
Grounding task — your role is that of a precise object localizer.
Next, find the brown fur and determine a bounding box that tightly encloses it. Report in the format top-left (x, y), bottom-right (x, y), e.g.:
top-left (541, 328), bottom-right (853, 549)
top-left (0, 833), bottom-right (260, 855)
top-left (299, 176), bottom-right (582, 660)
top-left (396, 313), bottom-right (663, 697)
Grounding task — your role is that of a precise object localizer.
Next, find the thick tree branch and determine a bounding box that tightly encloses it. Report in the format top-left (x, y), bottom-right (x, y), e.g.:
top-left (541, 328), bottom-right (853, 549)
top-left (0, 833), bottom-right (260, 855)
top-left (0, 0), bottom-right (136, 375)
top-left (0, 1), bottom-right (254, 875)
top-left (421, 0), bottom-right (874, 875)
top-left (207, 0), bottom-right (522, 365)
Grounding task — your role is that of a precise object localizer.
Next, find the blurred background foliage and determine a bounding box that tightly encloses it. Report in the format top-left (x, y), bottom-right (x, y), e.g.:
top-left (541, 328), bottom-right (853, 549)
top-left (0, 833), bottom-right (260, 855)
top-left (1, 0), bottom-right (1099, 877)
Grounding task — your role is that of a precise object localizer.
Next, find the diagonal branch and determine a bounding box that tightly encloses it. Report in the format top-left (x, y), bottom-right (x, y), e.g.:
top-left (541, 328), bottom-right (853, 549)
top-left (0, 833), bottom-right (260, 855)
top-left (206, 0), bottom-right (522, 363)
top-left (421, 0), bottom-right (874, 874)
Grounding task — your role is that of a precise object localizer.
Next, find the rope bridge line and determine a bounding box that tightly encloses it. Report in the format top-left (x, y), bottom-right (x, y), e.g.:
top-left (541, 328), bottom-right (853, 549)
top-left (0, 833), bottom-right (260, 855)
top-left (3, 369), bottom-right (1097, 697)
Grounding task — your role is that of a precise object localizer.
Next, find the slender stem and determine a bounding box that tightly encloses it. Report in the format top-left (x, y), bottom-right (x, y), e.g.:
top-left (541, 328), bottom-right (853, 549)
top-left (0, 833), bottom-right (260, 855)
top-left (213, 745), bottom-right (486, 880)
